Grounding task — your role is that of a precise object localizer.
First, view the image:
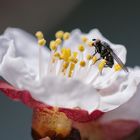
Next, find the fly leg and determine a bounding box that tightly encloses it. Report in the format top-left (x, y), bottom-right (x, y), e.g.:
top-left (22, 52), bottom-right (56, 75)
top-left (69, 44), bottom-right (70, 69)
top-left (91, 50), bottom-right (97, 56)
top-left (99, 56), bottom-right (112, 75)
top-left (91, 57), bottom-right (102, 65)
top-left (100, 58), bottom-right (113, 75)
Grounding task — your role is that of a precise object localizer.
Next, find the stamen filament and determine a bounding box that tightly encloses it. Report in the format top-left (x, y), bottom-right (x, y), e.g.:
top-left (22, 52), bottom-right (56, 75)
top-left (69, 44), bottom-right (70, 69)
top-left (35, 31), bottom-right (46, 80)
top-left (68, 63), bottom-right (75, 77)
top-left (92, 56), bottom-right (97, 64)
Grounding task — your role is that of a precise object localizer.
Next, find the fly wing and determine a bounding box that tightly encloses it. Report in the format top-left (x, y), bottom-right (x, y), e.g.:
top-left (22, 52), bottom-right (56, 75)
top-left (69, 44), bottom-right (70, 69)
top-left (101, 41), bottom-right (128, 72)
top-left (110, 50), bottom-right (128, 72)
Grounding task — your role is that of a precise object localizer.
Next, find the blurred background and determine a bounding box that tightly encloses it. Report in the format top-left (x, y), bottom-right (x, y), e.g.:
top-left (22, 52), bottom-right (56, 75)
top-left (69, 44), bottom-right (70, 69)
top-left (0, 0), bottom-right (140, 139)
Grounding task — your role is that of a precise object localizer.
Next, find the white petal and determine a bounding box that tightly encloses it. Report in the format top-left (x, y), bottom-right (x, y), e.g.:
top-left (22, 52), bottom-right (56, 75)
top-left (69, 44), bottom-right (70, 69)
top-left (99, 67), bottom-right (140, 122)
top-left (3, 27), bottom-right (50, 72)
top-left (21, 74), bottom-right (100, 113)
top-left (0, 40), bottom-right (36, 88)
top-left (0, 28), bottom-right (50, 87)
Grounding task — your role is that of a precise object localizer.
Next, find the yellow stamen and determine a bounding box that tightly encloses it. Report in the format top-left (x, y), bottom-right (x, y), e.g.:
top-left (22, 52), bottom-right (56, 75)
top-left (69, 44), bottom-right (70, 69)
top-left (62, 62), bottom-right (69, 74)
top-left (98, 59), bottom-right (106, 72)
top-left (69, 56), bottom-right (75, 62)
top-left (55, 38), bottom-right (62, 46)
top-left (73, 52), bottom-right (78, 58)
top-left (68, 63), bottom-right (75, 77)
top-left (81, 36), bottom-right (88, 43)
top-left (55, 30), bottom-right (64, 39)
top-left (69, 56), bottom-right (78, 64)
top-left (63, 32), bottom-right (70, 40)
top-left (35, 31), bottom-right (44, 40)
top-left (50, 40), bottom-right (57, 51)
top-left (80, 60), bottom-right (86, 67)
top-left (86, 54), bottom-right (92, 60)
top-left (114, 64), bottom-right (122, 71)
top-left (38, 38), bottom-right (46, 46)
top-left (87, 41), bottom-right (94, 47)
top-left (69, 52), bottom-right (78, 63)
top-left (61, 48), bottom-right (71, 61)
top-left (68, 52), bottom-right (78, 77)
top-left (92, 56), bottom-right (97, 64)
top-left (63, 62), bottom-right (69, 69)
top-left (78, 45), bottom-right (85, 52)
top-left (54, 52), bottom-right (60, 58)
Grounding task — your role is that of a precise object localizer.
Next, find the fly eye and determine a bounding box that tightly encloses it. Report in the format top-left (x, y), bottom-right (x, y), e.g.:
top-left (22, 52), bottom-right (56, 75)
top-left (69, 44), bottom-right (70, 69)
top-left (92, 39), bottom-right (96, 41)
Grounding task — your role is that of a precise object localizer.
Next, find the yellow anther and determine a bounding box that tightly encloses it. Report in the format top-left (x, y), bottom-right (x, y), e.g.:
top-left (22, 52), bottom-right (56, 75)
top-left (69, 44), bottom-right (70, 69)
top-left (50, 40), bottom-right (57, 51)
top-left (69, 56), bottom-right (78, 64)
top-left (69, 56), bottom-right (75, 62)
top-left (61, 48), bottom-right (71, 61)
top-left (80, 60), bottom-right (86, 67)
top-left (98, 59), bottom-right (106, 72)
top-left (66, 48), bottom-right (71, 57)
top-left (81, 36), bottom-right (88, 43)
top-left (63, 32), bottom-right (70, 40)
top-left (54, 52), bottom-right (60, 58)
top-left (35, 31), bottom-right (44, 40)
top-left (55, 38), bottom-right (62, 45)
top-left (114, 64), bottom-right (122, 71)
top-left (78, 45), bottom-right (85, 52)
top-left (55, 30), bottom-right (64, 39)
top-left (61, 48), bottom-right (65, 53)
top-left (92, 56), bottom-right (97, 63)
top-left (87, 41), bottom-right (94, 47)
top-left (38, 38), bottom-right (46, 46)
top-left (73, 52), bottom-right (78, 58)
top-left (86, 54), bottom-right (92, 60)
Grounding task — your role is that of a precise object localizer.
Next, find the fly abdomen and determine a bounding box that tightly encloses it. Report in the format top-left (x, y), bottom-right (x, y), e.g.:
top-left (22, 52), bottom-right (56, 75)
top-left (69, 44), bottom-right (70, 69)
top-left (105, 55), bottom-right (114, 68)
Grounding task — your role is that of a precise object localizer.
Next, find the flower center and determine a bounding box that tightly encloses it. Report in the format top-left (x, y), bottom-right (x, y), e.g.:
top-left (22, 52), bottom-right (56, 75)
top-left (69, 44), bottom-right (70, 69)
top-left (35, 31), bottom-right (122, 80)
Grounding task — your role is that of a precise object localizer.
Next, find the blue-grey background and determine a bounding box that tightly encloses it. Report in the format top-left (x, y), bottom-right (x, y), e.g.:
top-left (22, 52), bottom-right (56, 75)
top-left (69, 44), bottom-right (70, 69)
top-left (0, 0), bottom-right (140, 139)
